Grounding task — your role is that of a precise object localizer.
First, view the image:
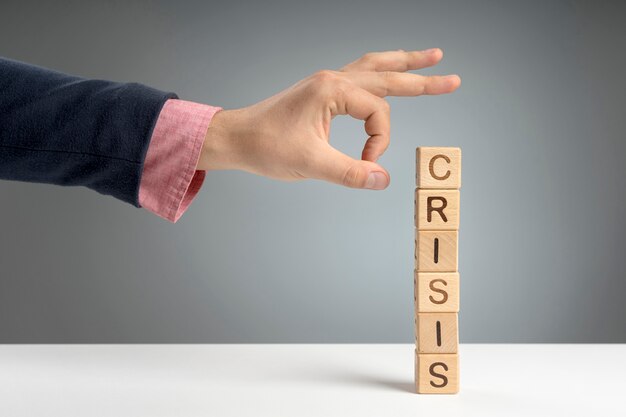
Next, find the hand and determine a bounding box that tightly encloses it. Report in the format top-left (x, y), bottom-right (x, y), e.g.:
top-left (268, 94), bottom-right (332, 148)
top-left (198, 49), bottom-right (461, 190)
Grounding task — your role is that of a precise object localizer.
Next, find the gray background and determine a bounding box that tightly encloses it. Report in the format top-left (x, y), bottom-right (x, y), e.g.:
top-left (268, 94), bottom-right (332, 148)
top-left (0, 0), bottom-right (624, 343)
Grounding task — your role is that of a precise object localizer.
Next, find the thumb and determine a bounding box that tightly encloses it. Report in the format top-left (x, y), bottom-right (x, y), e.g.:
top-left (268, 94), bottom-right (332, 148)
top-left (313, 145), bottom-right (390, 190)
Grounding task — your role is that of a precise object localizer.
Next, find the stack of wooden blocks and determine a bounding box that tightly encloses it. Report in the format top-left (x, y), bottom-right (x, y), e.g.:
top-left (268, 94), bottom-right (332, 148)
top-left (414, 147), bottom-right (461, 394)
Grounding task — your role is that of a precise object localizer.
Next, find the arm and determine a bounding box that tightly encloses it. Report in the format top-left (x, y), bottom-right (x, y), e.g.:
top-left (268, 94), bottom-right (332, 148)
top-left (0, 57), bottom-right (176, 205)
top-left (0, 50), bottom-right (460, 222)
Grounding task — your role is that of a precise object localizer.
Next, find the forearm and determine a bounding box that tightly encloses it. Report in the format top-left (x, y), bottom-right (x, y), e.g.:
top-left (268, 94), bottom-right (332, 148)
top-left (0, 57), bottom-right (176, 206)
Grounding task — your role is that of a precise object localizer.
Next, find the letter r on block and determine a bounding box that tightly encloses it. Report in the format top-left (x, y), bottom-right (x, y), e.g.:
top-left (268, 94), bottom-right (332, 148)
top-left (415, 189), bottom-right (459, 230)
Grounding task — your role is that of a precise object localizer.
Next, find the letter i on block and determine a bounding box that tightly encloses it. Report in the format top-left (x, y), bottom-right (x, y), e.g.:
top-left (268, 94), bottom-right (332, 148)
top-left (414, 147), bottom-right (461, 394)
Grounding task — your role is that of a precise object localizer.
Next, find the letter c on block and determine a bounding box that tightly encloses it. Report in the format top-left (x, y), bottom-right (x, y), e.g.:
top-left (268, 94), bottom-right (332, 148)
top-left (429, 154), bottom-right (451, 181)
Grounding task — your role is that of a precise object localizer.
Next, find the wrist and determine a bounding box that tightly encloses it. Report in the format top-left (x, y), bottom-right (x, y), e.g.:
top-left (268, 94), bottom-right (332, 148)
top-left (197, 108), bottom-right (240, 171)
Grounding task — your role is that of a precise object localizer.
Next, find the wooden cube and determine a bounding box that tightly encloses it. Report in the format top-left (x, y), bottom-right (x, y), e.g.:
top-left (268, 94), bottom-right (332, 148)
top-left (416, 312), bottom-right (458, 353)
top-left (415, 189), bottom-right (460, 230)
top-left (415, 230), bottom-right (458, 272)
top-left (416, 147), bottom-right (461, 189)
top-left (415, 352), bottom-right (459, 394)
top-left (415, 272), bottom-right (459, 313)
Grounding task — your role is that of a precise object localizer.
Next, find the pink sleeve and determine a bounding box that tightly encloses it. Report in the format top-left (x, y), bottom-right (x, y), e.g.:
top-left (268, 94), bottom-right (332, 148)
top-left (139, 99), bottom-right (222, 223)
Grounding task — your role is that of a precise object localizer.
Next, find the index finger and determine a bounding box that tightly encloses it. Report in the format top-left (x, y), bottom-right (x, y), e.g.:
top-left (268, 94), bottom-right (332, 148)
top-left (331, 85), bottom-right (391, 162)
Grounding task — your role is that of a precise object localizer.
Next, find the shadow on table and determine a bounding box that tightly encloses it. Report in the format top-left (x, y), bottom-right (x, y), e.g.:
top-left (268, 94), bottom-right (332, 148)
top-left (358, 378), bottom-right (415, 394)
top-left (306, 371), bottom-right (416, 394)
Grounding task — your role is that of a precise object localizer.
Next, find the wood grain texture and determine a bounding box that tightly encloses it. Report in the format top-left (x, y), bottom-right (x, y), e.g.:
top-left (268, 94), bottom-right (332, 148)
top-left (415, 272), bottom-right (459, 313)
top-left (415, 188), bottom-right (460, 230)
top-left (415, 352), bottom-right (459, 394)
top-left (414, 146), bottom-right (461, 395)
top-left (416, 312), bottom-right (458, 353)
top-left (415, 230), bottom-right (458, 272)
top-left (416, 147), bottom-right (461, 189)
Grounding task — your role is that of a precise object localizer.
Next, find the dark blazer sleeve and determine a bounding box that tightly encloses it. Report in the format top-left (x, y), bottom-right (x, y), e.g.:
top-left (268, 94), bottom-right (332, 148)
top-left (0, 57), bottom-right (178, 206)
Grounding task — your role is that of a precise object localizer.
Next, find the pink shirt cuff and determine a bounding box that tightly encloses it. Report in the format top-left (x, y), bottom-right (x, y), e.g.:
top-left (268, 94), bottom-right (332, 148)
top-left (139, 99), bottom-right (222, 222)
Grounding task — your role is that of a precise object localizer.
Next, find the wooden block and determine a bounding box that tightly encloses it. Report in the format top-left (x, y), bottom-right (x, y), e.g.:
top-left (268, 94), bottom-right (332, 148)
top-left (416, 312), bottom-right (458, 353)
top-left (415, 230), bottom-right (458, 272)
top-left (415, 189), bottom-right (460, 230)
top-left (415, 272), bottom-right (459, 312)
top-left (415, 352), bottom-right (459, 394)
top-left (416, 147), bottom-right (461, 189)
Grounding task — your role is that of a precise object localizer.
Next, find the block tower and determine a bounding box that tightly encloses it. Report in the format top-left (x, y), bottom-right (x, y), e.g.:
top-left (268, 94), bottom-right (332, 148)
top-left (414, 147), bottom-right (461, 394)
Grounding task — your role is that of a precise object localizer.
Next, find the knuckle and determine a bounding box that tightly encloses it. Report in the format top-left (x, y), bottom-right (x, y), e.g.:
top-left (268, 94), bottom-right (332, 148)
top-left (378, 97), bottom-right (391, 113)
top-left (334, 77), bottom-right (351, 93)
top-left (324, 76), bottom-right (351, 101)
top-left (361, 52), bottom-right (377, 64)
top-left (311, 69), bottom-right (339, 84)
top-left (381, 71), bottom-right (394, 95)
top-left (308, 70), bottom-right (343, 100)
top-left (381, 137), bottom-right (390, 152)
top-left (417, 75), bottom-right (428, 94)
top-left (341, 164), bottom-right (366, 188)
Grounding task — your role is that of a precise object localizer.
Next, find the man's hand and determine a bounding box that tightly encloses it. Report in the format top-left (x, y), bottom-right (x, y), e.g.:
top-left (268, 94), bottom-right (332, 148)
top-left (198, 49), bottom-right (461, 190)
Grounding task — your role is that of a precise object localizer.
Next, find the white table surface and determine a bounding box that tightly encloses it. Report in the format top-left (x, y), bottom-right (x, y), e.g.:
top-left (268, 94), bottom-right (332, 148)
top-left (0, 344), bottom-right (624, 416)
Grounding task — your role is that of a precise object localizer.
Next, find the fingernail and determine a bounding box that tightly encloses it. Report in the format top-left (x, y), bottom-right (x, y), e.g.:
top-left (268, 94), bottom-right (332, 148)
top-left (366, 172), bottom-right (388, 190)
top-left (421, 48), bottom-right (438, 54)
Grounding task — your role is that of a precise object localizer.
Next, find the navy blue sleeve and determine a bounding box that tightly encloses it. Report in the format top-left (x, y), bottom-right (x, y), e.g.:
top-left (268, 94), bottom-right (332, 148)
top-left (0, 57), bottom-right (178, 207)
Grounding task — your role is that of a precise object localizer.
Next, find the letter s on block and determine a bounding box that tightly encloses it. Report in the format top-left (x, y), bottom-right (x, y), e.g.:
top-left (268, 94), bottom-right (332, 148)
top-left (429, 154), bottom-right (451, 181)
top-left (429, 279), bottom-right (449, 305)
top-left (429, 362), bottom-right (449, 388)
